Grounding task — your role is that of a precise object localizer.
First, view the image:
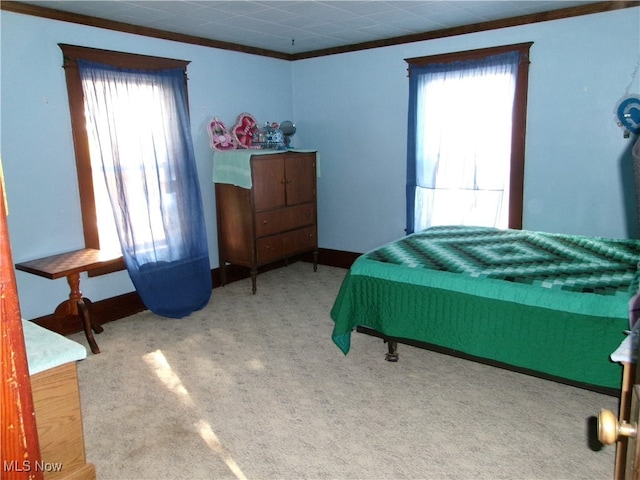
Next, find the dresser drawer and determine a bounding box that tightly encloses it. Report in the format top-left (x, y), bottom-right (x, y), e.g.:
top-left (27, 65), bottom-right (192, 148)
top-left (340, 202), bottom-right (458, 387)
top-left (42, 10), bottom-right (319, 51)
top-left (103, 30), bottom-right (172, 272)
top-left (256, 226), bottom-right (317, 264)
top-left (287, 225), bottom-right (317, 252)
top-left (255, 204), bottom-right (315, 237)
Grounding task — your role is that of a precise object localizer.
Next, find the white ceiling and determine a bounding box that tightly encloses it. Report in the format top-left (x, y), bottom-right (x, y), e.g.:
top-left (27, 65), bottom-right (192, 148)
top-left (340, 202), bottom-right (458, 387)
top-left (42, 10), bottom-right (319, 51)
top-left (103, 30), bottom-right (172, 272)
top-left (15, 1), bottom-right (599, 55)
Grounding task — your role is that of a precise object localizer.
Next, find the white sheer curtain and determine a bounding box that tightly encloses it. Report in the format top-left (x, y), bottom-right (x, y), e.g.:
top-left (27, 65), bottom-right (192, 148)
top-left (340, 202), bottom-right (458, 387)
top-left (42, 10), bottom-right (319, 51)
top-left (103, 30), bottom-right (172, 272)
top-left (408, 52), bottom-right (519, 233)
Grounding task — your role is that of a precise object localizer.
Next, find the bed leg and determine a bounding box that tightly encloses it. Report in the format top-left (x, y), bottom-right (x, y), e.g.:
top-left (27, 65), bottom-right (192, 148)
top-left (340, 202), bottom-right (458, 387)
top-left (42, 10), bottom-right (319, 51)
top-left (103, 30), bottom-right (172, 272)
top-left (385, 340), bottom-right (399, 362)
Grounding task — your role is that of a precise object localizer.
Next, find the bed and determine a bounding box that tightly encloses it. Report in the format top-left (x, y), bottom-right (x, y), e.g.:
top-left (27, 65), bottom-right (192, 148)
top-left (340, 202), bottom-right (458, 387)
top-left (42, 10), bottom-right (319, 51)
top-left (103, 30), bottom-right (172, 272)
top-left (330, 225), bottom-right (640, 391)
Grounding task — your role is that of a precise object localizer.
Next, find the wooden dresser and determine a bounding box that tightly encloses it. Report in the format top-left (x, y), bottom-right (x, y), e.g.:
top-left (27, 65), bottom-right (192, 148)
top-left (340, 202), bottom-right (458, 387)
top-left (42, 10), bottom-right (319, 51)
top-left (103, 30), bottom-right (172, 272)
top-left (214, 150), bottom-right (318, 293)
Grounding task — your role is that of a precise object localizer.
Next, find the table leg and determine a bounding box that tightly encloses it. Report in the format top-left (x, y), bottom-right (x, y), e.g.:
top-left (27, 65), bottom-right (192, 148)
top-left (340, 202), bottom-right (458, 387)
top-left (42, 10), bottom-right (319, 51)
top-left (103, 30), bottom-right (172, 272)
top-left (65, 273), bottom-right (102, 354)
top-left (77, 298), bottom-right (100, 354)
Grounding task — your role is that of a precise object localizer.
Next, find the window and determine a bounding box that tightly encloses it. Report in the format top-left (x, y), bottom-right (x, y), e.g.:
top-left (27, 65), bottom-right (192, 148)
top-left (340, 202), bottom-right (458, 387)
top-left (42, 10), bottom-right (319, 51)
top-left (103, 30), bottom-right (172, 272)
top-left (81, 65), bottom-right (179, 258)
top-left (61, 45), bottom-right (212, 316)
top-left (60, 44), bottom-right (190, 274)
top-left (405, 43), bottom-right (532, 233)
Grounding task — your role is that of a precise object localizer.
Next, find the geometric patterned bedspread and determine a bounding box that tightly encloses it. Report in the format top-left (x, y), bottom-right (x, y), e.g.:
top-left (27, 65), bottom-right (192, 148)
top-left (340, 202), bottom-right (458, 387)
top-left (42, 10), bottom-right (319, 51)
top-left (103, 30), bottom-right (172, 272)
top-left (331, 226), bottom-right (640, 389)
top-left (365, 225), bottom-right (640, 298)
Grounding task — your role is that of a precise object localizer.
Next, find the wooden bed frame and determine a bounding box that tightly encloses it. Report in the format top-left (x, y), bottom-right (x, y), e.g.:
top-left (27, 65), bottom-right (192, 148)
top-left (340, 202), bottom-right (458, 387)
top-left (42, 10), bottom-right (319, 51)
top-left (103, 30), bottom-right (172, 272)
top-left (30, 361), bottom-right (96, 480)
top-left (356, 325), bottom-right (621, 396)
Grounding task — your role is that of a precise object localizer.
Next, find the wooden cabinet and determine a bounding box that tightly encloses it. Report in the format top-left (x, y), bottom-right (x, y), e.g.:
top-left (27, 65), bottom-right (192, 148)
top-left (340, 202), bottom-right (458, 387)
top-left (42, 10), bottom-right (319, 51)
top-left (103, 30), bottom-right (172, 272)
top-left (215, 151), bottom-right (318, 293)
top-left (32, 362), bottom-right (96, 480)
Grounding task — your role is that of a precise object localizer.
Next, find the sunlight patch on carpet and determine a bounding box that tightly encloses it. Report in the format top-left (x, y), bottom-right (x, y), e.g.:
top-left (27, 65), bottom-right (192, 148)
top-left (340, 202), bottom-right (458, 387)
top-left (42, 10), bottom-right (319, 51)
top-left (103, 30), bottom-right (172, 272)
top-left (196, 419), bottom-right (248, 480)
top-left (143, 349), bottom-right (248, 480)
top-left (143, 349), bottom-right (193, 407)
top-left (246, 358), bottom-right (265, 371)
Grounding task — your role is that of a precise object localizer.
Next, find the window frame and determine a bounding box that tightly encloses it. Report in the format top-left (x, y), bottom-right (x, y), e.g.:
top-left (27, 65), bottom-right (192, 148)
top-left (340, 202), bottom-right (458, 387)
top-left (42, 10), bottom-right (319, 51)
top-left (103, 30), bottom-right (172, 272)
top-left (59, 44), bottom-right (190, 275)
top-left (405, 42), bottom-right (532, 229)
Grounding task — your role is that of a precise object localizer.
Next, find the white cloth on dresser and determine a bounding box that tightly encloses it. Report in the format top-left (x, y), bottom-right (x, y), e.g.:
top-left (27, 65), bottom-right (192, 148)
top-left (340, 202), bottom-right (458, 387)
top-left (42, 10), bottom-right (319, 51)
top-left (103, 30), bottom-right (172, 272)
top-left (213, 149), bottom-right (319, 189)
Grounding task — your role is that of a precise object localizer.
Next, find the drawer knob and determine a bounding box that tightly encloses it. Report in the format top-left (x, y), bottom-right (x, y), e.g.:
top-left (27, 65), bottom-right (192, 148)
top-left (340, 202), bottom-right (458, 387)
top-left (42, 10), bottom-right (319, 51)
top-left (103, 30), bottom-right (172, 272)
top-left (262, 220), bottom-right (268, 225)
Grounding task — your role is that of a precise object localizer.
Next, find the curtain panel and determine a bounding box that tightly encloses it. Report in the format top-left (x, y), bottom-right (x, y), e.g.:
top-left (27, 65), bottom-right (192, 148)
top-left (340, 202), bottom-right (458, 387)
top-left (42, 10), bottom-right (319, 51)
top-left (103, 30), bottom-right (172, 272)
top-left (78, 60), bottom-right (211, 318)
top-left (406, 51), bottom-right (520, 234)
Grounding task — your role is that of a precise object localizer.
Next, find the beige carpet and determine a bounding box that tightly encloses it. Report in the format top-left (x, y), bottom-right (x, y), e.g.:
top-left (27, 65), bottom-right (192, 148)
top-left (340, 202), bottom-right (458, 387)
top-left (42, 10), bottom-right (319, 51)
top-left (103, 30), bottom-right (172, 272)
top-left (69, 262), bottom-right (619, 480)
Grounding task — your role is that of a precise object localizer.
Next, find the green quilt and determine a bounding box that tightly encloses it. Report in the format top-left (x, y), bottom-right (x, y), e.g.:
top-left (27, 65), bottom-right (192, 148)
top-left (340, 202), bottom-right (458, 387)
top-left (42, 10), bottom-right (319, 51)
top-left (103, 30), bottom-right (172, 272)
top-left (330, 226), bottom-right (640, 389)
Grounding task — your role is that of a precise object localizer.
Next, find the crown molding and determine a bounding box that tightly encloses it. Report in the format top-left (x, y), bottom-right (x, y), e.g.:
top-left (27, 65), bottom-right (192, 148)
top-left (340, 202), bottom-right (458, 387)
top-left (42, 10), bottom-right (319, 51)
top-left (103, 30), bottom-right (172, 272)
top-left (2, 1), bottom-right (638, 61)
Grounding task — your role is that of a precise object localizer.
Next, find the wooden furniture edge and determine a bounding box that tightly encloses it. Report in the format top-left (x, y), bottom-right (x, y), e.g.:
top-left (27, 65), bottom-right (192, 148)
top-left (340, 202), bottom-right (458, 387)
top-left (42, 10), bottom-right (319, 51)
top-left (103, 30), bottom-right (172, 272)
top-left (31, 362), bottom-right (96, 480)
top-left (54, 464), bottom-right (96, 480)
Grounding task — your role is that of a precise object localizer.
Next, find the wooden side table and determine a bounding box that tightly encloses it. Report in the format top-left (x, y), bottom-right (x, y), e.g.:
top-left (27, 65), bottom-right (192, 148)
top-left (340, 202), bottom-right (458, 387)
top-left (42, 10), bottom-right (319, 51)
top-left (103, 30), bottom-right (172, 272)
top-left (15, 248), bottom-right (122, 354)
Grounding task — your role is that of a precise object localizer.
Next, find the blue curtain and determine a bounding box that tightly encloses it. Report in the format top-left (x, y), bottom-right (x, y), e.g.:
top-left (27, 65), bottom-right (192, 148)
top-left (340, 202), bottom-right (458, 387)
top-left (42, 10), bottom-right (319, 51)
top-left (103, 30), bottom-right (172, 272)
top-left (78, 60), bottom-right (211, 318)
top-left (406, 51), bottom-right (519, 234)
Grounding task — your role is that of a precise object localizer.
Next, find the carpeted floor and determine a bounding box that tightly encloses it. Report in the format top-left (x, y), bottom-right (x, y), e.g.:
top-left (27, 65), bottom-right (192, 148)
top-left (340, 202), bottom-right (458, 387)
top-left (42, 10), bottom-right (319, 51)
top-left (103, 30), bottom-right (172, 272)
top-left (69, 261), bottom-right (619, 480)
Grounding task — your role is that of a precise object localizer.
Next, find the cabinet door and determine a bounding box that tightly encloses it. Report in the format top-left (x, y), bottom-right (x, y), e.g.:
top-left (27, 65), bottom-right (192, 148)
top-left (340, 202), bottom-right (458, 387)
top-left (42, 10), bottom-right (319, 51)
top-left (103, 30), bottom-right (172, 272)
top-left (252, 156), bottom-right (286, 211)
top-left (284, 153), bottom-right (316, 206)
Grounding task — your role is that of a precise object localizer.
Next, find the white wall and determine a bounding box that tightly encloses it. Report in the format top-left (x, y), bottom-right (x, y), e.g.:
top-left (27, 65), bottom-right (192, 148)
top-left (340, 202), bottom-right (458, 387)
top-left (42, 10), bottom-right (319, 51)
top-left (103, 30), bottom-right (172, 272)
top-left (292, 7), bottom-right (640, 253)
top-left (0, 10), bottom-right (292, 319)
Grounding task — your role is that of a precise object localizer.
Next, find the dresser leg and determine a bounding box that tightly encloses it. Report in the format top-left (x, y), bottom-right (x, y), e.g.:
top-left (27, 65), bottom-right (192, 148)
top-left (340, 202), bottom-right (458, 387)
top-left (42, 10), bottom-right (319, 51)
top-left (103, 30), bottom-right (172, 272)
top-left (251, 268), bottom-right (257, 294)
top-left (219, 261), bottom-right (227, 286)
top-left (313, 250), bottom-right (318, 272)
